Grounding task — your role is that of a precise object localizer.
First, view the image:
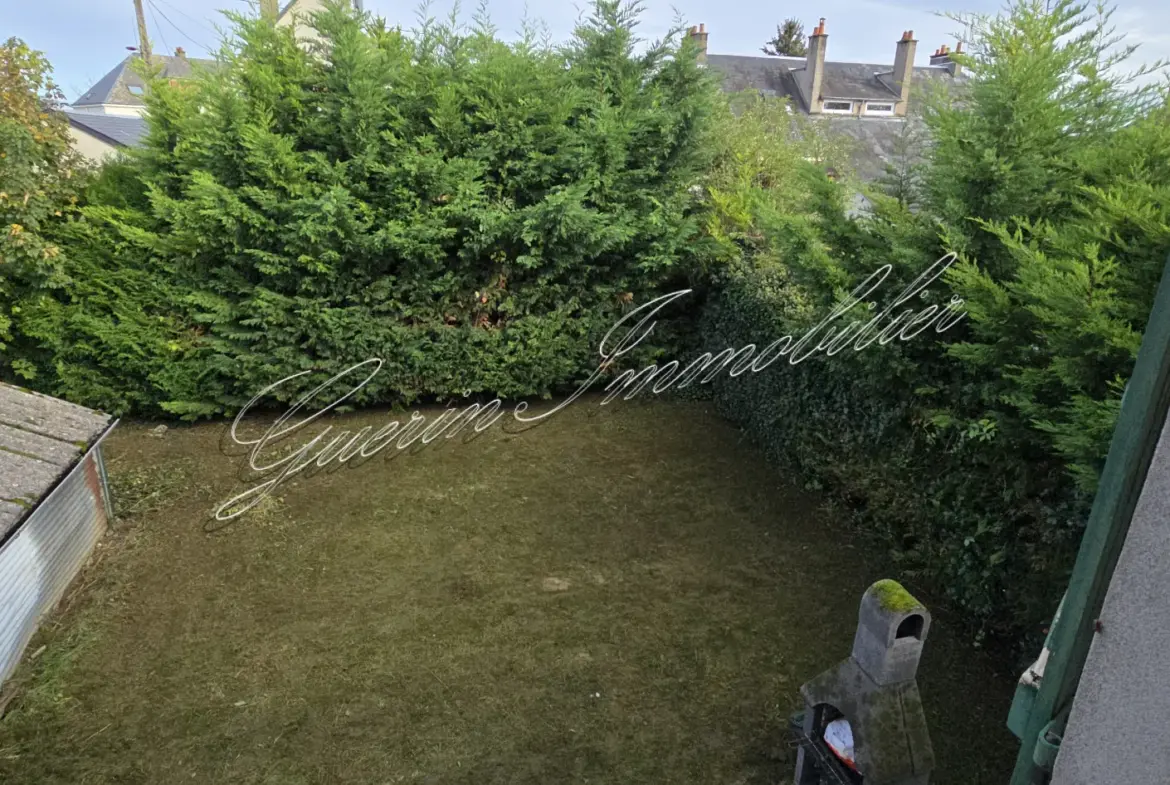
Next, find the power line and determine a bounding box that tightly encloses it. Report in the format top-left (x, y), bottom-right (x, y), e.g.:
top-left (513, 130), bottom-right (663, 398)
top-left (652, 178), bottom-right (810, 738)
top-left (147, 0), bottom-right (173, 58)
top-left (153, 0), bottom-right (219, 38)
top-left (147, 0), bottom-right (211, 53)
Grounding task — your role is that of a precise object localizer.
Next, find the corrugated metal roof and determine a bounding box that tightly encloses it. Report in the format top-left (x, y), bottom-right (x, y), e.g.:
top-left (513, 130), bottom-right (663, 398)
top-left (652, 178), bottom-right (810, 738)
top-left (65, 112), bottom-right (148, 148)
top-left (0, 384), bottom-right (112, 540)
top-left (72, 54), bottom-right (217, 108)
top-left (0, 449), bottom-right (110, 684)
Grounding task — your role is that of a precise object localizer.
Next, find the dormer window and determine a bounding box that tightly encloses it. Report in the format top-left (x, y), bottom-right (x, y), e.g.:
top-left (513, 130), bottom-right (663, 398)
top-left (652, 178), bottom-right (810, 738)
top-left (865, 101), bottom-right (895, 115)
top-left (822, 100), bottom-right (853, 114)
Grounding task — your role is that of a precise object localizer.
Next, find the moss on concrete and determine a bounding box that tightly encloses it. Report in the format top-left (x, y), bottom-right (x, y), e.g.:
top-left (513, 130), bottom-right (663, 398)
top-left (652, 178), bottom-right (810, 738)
top-left (872, 579), bottom-right (921, 613)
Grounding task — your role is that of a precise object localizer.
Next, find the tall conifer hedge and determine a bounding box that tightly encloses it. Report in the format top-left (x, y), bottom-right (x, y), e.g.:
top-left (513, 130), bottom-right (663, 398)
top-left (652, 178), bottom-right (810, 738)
top-left (11, 1), bottom-right (721, 417)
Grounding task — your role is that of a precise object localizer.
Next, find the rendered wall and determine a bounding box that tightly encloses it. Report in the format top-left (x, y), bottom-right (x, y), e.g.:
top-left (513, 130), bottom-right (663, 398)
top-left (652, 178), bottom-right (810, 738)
top-left (1052, 409), bottom-right (1170, 783)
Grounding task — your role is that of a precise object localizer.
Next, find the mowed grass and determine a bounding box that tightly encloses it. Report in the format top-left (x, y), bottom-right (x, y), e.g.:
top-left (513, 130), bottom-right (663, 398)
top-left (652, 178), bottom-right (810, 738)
top-left (0, 397), bottom-right (1018, 784)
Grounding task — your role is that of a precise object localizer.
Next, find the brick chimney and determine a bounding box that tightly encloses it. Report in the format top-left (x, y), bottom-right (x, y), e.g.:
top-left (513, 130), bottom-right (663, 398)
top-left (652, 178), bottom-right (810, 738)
top-left (892, 29), bottom-right (917, 116)
top-left (174, 46), bottom-right (186, 59)
top-left (802, 18), bottom-right (828, 114)
top-left (687, 23), bottom-right (708, 63)
top-left (929, 41), bottom-right (962, 76)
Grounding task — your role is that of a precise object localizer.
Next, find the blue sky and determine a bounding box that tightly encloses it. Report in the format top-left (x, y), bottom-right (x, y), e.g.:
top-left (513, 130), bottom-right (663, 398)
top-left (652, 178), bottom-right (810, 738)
top-left (10, 0), bottom-right (1170, 102)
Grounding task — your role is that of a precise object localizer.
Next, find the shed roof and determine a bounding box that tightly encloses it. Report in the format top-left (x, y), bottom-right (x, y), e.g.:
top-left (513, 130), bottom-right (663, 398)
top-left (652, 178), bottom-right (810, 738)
top-left (0, 385), bottom-right (113, 540)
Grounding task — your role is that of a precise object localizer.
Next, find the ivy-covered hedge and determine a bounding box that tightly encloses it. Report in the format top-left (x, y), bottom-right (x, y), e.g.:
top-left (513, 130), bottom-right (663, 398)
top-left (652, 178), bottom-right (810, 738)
top-left (699, 262), bottom-right (1090, 644)
top-left (696, 0), bottom-right (1170, 643)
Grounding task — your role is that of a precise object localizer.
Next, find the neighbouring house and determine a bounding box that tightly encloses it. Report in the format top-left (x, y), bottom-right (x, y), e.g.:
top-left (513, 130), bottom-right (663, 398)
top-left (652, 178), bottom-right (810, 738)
top-left (66, 46), bottom-right (212, 162)
top-left (71, 47), bottom-right (214, 117)
top-left (0, 384), bottom-right (116, 686)
top-left (65, 1), bottom-right (363, 160)
top-left (277, 0), bottom-right (364, 45)
top-left (695, 19), bottom-right (966, 182)
top-left (65, 112), bottom-right (147, 165)
top-left (66, 11), bottom-right (956, 184)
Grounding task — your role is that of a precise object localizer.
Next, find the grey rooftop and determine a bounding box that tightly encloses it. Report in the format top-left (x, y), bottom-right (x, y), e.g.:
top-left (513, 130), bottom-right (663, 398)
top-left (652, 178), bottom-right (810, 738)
top-left (706, 53), bottom-right (961, 183)
top-left (65, 112), bottom-right (148, 149)
top-left (72, 54), bottom-right (217, 109)
top-left (706, 53), bottom-right (960, 107)
top-left (0, 384), bottom-right (113, 540)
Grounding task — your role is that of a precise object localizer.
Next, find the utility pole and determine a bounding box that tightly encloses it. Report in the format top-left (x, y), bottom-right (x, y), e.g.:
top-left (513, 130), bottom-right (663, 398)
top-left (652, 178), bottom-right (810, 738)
top-left (261, 0), bottom-right (279, 24)
top-left (132, 0), bottom-right (152, 64)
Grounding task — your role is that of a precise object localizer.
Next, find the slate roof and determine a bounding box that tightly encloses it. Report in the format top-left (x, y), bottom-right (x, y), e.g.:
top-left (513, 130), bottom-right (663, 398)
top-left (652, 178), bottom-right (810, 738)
top-left (706, 53), bottom-right (963, 183)
top-left (65, 112), bottom-right (148, 149)
top-left (72, 54), bottom-right (216, 109)
top-left (0, 385), bottom-right (113, 540)
top-left (821, 63), bottom-right (902, 100)
top-left (706, 52), bottom-right (960, 109)
top-left (825, 115), bottom-right (922, 182)
top-left (706, 54), bottom-right (803, 98)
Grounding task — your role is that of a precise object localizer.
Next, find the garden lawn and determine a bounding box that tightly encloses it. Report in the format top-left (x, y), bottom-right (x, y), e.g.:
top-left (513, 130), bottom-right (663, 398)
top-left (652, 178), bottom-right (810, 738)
top-left (0, 396), bottom-right (1017, 784)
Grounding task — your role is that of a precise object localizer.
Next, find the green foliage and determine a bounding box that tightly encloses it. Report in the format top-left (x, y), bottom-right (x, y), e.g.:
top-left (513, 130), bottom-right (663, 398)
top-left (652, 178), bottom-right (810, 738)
top-left (761, 18), bottom-right (807, 58)
top-left (8, 0), bottom-right (1166, 651)
top-left (700, 92), bottom-right (847, 273)
top-left (0, 37), bottom-right (90, 382)
top-left (699, 0), bottom-right (1170, 645)
top-left (11, 1), bottom-right (723, 416)
top-left (924, 0), bottom-right (1165, 276)
top-left (931, 1), bottom-right (1170, 493)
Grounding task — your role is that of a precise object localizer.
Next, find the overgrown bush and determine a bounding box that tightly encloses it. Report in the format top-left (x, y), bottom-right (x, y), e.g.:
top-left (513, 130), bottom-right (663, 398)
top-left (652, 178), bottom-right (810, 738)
top-left (0, 37), bottom-right (90, 383)
top-left (699, 0), bottom-right (1170, 644)
top-left (9, 0), bottom-right (1168, 650)
top-left (6, 1), bottom-right (722, 417)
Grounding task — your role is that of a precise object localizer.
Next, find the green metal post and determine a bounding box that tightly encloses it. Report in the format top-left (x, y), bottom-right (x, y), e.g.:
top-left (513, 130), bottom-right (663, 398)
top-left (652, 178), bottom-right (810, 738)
top-left (1009, 253), bottom-right (1170, 784)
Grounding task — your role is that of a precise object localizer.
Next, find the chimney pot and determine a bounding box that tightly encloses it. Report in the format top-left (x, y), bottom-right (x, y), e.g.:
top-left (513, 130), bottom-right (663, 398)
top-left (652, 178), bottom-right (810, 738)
top-left (956, 41), bottom-right (964, 53)
top-left (802, 19), bottom-right (829, 113)
top-left (689, 22), bottom-right (708, 62)
top-left (175, 46), bottom-right (186, 58)
top-left (893, 29), bottom-right (918, 114)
